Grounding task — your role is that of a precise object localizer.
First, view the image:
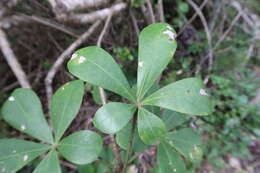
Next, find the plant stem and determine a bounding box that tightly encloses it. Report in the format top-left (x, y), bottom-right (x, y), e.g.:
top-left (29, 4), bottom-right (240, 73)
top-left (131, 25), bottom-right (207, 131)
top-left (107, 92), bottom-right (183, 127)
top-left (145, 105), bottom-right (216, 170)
top-left (122, 112), bottom-right (138, 173)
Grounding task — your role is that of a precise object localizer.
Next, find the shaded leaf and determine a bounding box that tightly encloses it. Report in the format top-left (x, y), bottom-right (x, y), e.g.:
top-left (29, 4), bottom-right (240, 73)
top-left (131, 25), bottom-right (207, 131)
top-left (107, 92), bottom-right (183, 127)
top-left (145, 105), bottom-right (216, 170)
top-left (93, 102), bottom-right (136, 134)
top-left (116, 123), bottom-right (148, 152)
top-left (143, 78), bottom-right (213, 115)
top-left (33, 151), bottom-right (61, 173)
top-left (137, 108), bottom-right (166, 144)
top-left (67, 46), bottom-right (135, 102)
top-left (51, 80), bottom-right (84, 142)
top-left (166, 128), bottom-right (201, 159)
top-left (137, 23), bottom-right (177, 99)
top-left (58, 130), bottom-right (103, 165)
top-left (2, 89), bottom-right (53, 144)
top-left (158, 142), bottom-right (186, 173)
top-left (0, 139), bottom-right (50, 173)
top-left (162, 110), bottom-right (188, 130)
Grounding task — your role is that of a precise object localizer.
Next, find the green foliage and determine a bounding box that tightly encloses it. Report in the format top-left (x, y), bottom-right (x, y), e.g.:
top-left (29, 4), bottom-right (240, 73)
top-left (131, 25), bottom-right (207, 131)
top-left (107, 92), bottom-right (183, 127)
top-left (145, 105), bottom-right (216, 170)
top-left (0, 80), bottom-right (103, 172)
top-left (201, 68), bottom-right (260, 169)
top-left (67, 23), bottom-right (213, 172)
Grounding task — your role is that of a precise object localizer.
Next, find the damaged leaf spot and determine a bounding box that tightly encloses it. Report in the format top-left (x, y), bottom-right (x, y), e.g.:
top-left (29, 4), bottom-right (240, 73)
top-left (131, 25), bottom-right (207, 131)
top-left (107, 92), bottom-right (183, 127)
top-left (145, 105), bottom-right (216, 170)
top-left (21, 125), bottom-right (26, 131)
top-left (163, 30), bottom-right (176, 41)
top-left (138, 61), bottom-right (144, 67)
top-left (8, 96), bottom-right (15, 102)
top-left (78, 56), bottom-right (86, 64)
top-left (23, 155), bottom-right (28, 161)
top-left (70, 53), bottom-right (78, 60)
top-left (199, 89), bottom-right (208, 96)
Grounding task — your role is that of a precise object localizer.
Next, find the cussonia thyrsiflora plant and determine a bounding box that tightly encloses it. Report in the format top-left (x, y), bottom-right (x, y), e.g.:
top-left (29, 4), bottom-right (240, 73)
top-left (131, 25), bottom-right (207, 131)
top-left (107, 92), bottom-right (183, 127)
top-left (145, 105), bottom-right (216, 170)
top-left (0, 23), bottom-right (212, 173)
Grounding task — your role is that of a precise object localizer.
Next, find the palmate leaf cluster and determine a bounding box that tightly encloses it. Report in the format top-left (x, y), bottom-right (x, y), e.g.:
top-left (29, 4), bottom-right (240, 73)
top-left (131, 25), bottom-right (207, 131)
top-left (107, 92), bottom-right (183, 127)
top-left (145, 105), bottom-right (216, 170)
top-left (0, 23), bottom-right (212, 173)
top-left (0, 81), bottom-right (103, 173)
top-left (68, 23), bottom-right (213, 172)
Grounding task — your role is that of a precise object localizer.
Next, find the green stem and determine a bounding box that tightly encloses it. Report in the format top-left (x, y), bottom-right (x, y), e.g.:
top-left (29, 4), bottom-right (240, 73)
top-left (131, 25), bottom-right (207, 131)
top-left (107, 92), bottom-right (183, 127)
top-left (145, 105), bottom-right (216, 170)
top-left (122, 113), bottom-right (138, 173)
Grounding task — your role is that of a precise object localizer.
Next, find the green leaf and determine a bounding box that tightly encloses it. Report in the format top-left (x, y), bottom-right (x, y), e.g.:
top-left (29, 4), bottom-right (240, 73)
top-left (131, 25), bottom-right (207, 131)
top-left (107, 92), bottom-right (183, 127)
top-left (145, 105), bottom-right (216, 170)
top-left (93, 102), bottom-right (136, 134)
top-left (166, 128), bottom-right (201, 159)
top-left (33, 151), bottom-right (61, 173)
top-left (116, 123), bottom-right (148, 152)
top-left (2, 89), bottom-right (53, 144)
top-left (137, 23), bottom-right (177, 99)
top-left (58, 130), bottom-right (103, 165)
top-left (137, 108), bottom-right (166, 144)
top-left (162, 110), bottom-right (188, 130)
top-left (0, 139), bottom-right (50, 173)
top-left (67, 46), bottom-right (135, 102)
top-left (51, 80), bottom-right (84, 142)
top-left (143, 78), bottom-right (213, 115)
top-left (158, 142), bottom-right (186, 173)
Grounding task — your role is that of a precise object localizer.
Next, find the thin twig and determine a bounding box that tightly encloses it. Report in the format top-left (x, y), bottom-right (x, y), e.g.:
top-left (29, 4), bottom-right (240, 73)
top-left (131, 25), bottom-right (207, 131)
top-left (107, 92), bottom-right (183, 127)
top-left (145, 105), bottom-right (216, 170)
top-left (96, 14), bottom-right (124, 172)
top-left (0, 28), bottom-right (31, 88)
top-left (213, 12), bottom-right (241, 50)
top-left (122, 113), bottom-right (138, 173)
top-left (45, 21), bottom-right (101, 109)
top-left (186, 0), bottom-right (213, 70)
top-left (130, 9), bottom-right (140, 36)
top-left (178, 0), bottom-right (208, 36)
top-left (145, 0), bottom-right (156, 23)
top-left (157, 0), bottom-right (165, 22)
top-left (22, 14), bottom-right (79, 38)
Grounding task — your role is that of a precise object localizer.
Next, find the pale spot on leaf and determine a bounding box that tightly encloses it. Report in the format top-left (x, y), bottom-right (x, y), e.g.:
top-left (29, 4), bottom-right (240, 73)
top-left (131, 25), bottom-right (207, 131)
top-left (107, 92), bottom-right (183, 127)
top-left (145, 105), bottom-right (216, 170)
top-left (173, 168), bottom-right (177, 172)
top-left (176, 70), bottom-right (182, 75)
top-left (21, 125), bottom-right (26, 131)
top-left (12, 150), bottom-right (16, 153)
top-left (200, 89), bottom-right (208, 96)
top-left (78, 56), bottom-right (86, 64)
top-left (23, 155), bottom-right (28, 161)
top-left (70, 53), bottom-right (78, 60)
top-left (1, 168), bottom-right (6, 172)
top-left (8, 96), bottom-right (15, 101)
top-left (138, 61), bottom-right (144, 67)
top-left (61, 87), bottom-right (65, 90)
top-left (163, 30), bottom-right (176, 41)
top-left (189, 152), bottom-right (193, 159)
top-left (167, 26), bottom-right (173, 30)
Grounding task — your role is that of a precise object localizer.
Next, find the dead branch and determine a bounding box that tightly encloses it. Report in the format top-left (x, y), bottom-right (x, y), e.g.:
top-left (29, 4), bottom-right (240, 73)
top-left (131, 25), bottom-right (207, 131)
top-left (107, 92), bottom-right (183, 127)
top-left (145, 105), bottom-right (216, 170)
top-left (57, 2), bottom-right (127, 24)
top-left (157, 0), bottom-right (165, 22)
top-left (96, 14), bottom-right (124, 171)
top-left (45, 21), bottom-right (101, 108)
top-left (1, 14), bottom-right (79, 38)
top-left (178, 0), bottom-right (208, 36)
top-left (213, 12), bottom-right (241, 50)
top-left (55, 0), bottom-right (109, 13)
top-left (186, 0), bottom-right (213, 70)
top-left (0, 28), bottom-right (31, 88)
top-left (145, 0), bottom-right (155, 23)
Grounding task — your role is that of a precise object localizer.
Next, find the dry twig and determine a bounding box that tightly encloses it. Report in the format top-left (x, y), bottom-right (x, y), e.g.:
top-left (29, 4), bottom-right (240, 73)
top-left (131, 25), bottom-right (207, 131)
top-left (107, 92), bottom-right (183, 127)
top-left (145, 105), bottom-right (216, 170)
top-left (157, 0), bottom-right (165, 22)
top-left (58, 3), bottom-right (126, 24)
top-left (186, 0), bottom-right (213, 70)
top-left (145, 0), bottom-right (156, 23)
top-left (96, 14), bottom-right (124, 171)
top-left (55, 0), bottom-right (109, 13)
top-left (0, 28), bottom-right (31, 88)
top-left (45, 21), bottom-right (101, 108)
